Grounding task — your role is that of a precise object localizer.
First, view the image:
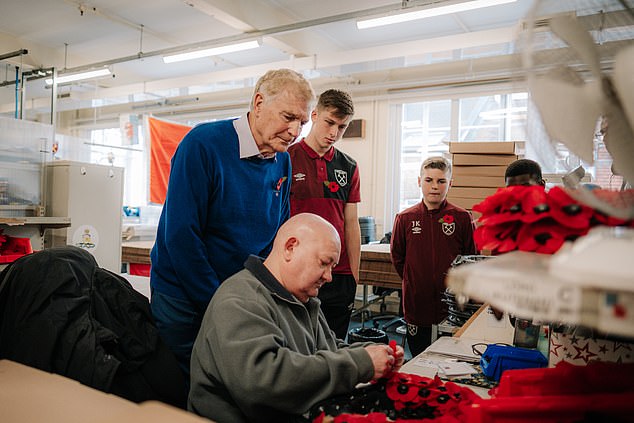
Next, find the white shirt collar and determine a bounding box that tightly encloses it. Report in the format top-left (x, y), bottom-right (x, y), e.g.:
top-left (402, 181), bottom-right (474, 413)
top-left (233, 113), bottom-right (275, 160)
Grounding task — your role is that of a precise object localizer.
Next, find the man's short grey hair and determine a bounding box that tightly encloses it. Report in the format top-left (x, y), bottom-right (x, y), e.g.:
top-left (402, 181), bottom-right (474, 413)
top-left (251, 68), bottom-right (315, 110)
top-left (420, 156), bottom-right (452, 177)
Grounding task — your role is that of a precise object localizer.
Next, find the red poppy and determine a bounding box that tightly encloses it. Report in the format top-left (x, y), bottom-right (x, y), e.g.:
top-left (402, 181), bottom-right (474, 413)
top-left (473, 186), bottom-right (527, 226)
top-left (472, 186), bottom-right (516, 214)
top-left (474, 221), bottom-right (521, 254)
top-left (441, 214), bottom-right (454, 224)
top-left (386, 373), bottom-right (441, 410)
top-left (275, 176), bottom-right (287, 191)
top-left (519, 185), bottom-right (551, 223)
top-left (328, 181), bottom-right (340, 193)
top-left (456, 384), bottom-right (481, 405)
top-left (425, 387), bottom-right (453, 409)
top-left (442, 381), bottom-right (466, 401)
top-left (516, 219), bottom-right (588, 254)
top-left (386, 379), bottom-right (419, 408)
top-left (592, 211), bottom-right (630, 227)
top-left (547, 186), bottom-right (594, 229)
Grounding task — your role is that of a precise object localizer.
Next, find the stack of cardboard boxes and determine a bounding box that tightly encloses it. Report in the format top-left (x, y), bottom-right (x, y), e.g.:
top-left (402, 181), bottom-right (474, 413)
top-left (448, 142), bottom-right (524, 219)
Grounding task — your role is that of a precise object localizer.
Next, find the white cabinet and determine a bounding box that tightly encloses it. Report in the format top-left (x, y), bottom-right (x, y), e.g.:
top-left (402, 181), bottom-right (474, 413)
top-left (46, 161), bottom-right (124, 273)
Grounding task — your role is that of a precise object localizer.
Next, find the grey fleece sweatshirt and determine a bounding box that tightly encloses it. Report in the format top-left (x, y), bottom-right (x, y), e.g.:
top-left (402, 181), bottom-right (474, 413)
top-left (188, 255), bottom-right (374, 423)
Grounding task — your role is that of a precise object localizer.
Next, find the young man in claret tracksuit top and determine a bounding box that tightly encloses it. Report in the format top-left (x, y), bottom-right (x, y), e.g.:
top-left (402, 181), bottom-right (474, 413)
top-left (391, 156), bottom-right (476, 356)
top-left (288, 89), bottom-right (361, 340)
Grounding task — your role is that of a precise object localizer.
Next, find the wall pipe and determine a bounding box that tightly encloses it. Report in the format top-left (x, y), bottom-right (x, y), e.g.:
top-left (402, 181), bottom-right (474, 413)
top-left (14, 66), bottom-right (19, 119)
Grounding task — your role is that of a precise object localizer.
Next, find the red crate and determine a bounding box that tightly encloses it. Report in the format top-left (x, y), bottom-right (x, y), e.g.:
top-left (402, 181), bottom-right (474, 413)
top-left (463, 361), bottom-right (634, 422)
top-left (466, 392), bottom-right (634, 423)
top-left (493, 361), bottom-right (634, 397)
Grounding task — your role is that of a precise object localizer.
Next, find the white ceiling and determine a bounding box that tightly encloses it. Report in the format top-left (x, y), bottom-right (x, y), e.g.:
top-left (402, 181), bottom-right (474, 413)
top-left (0, 0), bottom-right (632, 121)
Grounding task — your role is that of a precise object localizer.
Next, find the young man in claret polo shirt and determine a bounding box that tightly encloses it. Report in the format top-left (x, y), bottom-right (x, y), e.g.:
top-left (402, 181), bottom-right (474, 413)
top-left (288, 89), bottom-right (361, 340)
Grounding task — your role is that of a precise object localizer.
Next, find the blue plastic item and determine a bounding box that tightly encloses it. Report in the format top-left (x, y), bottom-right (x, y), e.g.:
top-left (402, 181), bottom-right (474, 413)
top-left (480, 344), bottom-right (548, 381)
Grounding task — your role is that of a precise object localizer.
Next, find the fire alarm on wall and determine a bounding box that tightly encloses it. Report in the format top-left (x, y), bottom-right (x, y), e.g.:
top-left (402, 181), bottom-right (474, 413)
top-left (342, 119), bottom-right (365, 139)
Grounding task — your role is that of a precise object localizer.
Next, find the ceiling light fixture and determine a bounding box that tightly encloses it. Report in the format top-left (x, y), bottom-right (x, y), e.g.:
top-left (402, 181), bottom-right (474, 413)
top-left (45, 68), bottom-right (111, 85)
top-left (163, 40), bottom-right (260, 63)
top-left (357, 0), bottom-right (518, 29)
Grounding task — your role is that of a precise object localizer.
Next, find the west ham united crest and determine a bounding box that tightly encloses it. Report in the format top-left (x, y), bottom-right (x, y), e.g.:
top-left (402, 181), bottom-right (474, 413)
top-left (334, 169), bottom-right (347, 187)
top-left (441, 222), bottom-right (455, 235)
top-left (438, 214), bottom-right (455, 236)
top-left (407, 324), bottom-right (418, 336)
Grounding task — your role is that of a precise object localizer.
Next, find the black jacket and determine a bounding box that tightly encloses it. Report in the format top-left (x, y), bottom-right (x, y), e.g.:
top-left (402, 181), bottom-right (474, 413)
top-left (0, 246), bottom-right (187, 408)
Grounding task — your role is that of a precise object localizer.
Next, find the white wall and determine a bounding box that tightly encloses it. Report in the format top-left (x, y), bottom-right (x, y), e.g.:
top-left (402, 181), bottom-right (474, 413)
top-left (335, 99), bottom-right (393, 239)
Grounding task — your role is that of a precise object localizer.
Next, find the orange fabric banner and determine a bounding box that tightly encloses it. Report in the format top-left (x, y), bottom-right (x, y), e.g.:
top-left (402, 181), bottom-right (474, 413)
top-left (148, 117), bottom-right (192, 204)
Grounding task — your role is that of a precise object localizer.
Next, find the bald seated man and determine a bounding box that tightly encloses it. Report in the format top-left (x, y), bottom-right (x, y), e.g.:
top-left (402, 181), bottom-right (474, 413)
top-left (189, 213), bottom-right (404, 423)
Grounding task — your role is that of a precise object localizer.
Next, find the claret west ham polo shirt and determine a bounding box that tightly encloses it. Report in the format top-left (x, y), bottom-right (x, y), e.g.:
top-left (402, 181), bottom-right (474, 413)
top-left (288, 139), bottom-right (360, 274)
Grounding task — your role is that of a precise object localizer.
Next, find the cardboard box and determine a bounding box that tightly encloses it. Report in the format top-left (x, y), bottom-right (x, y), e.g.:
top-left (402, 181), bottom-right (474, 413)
top-left (0, 360), bottom-right (213, 423)
top-left (96, 401), bottom-right (212, 423)
top-left (452, 154), bottom-right (518, 166)
top-left (449, 141), bottom-right (524, 154)
top-left (452, 175), bottom-right (505, 188)
top-left (450, 187), bottom-right (499, 199)
top-left (0, 359), bottom-right (137, 423)
top-left (548, 332), bottom-right (634, 368)
top-left (448, 196), bottom-right (487, 210)
top-left (452, 165), bottom-right (508, 177)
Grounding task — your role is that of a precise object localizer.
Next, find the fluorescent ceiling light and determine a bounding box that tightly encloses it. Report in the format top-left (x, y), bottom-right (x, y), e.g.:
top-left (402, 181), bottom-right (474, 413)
top-left (163, 40), bottom-right (260, 63)
top-left (357, 0), bottom-right (518, 29)
top-left (45, 68), bottom-right (111, 85)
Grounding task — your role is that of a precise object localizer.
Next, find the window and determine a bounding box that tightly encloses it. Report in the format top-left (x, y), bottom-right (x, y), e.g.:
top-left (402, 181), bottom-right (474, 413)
top-left (391, 89), bottom-right (623, 231)
top-left (398, 100), bottom-right (451, 211)
top-left (89, 125), bottom-right (146, 208)
top-left (459, 93), bottom-right (527, 142)
top-left (396, 93), bottom-right (526, 213)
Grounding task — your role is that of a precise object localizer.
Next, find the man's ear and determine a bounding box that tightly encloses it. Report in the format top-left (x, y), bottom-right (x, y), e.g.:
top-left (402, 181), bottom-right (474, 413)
top-left (283, 237), bottom-right (299, 260)
top-left (253, 92), bottom-right (265, 114)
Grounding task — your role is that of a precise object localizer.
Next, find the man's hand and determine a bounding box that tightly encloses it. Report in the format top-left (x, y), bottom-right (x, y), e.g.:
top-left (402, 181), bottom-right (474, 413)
top-left (364, 343), bottom-right (404, 380)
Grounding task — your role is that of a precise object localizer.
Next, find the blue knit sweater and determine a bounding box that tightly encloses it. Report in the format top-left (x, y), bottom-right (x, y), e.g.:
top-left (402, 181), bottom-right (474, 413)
top-left (150, 119), bottom-right (291, 312)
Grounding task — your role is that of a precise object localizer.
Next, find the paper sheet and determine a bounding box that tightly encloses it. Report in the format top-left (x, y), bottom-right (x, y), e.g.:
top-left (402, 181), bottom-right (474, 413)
top-left (412, 357), bottom-right (478, 377)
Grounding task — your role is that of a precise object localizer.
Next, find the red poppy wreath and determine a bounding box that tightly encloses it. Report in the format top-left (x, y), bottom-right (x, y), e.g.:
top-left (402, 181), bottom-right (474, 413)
top-left (472, 185), bottom-right (633, 255)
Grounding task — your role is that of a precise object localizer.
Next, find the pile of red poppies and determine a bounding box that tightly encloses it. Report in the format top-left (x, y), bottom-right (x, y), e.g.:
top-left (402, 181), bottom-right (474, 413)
top-left (472, 185), bottom-right (634, 255)
top-left (311, 373), bottom-right (479, 423)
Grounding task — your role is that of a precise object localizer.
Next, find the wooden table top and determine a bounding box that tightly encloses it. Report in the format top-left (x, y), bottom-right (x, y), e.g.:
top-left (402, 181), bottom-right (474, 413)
top-left (121, 241), bottom-right (154, 264)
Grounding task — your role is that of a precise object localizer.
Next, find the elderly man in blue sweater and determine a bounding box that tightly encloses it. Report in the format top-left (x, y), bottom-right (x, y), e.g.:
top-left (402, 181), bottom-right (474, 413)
top-left (150, 69), bottom-right (315, 380)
